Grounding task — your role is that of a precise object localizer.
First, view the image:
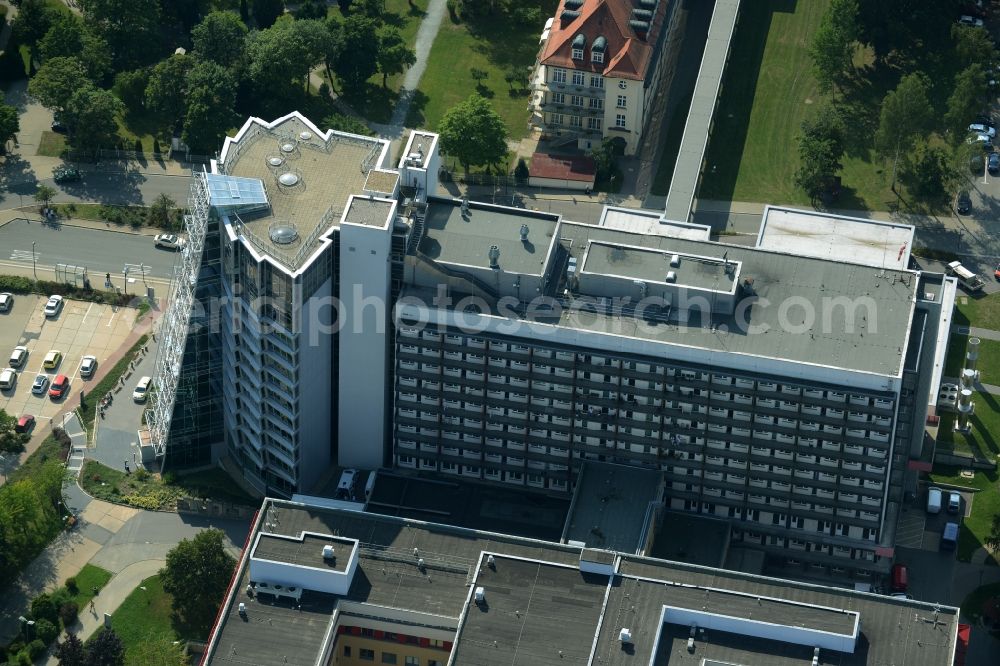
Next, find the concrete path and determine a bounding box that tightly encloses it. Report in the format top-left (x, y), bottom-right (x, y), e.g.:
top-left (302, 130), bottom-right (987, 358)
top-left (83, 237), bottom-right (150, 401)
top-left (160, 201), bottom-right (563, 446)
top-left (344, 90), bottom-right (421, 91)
top-left (52, 558), bottom-right (164, 657)
top-left (954, 325), bottom-right (1000, 343)
top-left (385, 0), bottom-right (448, 133)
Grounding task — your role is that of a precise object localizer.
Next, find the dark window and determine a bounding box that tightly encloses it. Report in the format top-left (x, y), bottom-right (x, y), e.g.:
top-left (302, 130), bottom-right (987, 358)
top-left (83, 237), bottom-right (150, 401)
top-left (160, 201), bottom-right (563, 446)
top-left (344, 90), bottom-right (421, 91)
top-left (360, 649), bottom-right (375, 661)
top-left (343, 646), bottom-right (351, 657)
top-left (382, 653), bottom-right (398, 664)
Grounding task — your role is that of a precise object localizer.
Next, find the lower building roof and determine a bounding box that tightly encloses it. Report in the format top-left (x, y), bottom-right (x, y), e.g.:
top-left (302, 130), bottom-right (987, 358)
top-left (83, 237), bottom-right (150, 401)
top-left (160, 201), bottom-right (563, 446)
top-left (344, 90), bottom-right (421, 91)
top-left (202, 499), bottom-right (959, 666)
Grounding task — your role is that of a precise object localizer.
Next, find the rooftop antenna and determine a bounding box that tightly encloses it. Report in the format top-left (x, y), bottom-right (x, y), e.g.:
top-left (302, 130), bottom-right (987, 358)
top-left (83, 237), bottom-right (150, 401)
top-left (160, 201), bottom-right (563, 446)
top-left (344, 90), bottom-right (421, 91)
top-left (520, 224), bottom-right (529, 242)
top-left (489, 245), bottom-right (500, 269)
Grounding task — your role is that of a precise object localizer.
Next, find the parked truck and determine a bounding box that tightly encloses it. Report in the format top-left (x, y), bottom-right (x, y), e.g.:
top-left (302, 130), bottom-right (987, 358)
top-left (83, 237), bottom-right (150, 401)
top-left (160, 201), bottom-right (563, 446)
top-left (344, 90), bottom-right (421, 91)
top-left (946, 261), bottom-right (985, 292)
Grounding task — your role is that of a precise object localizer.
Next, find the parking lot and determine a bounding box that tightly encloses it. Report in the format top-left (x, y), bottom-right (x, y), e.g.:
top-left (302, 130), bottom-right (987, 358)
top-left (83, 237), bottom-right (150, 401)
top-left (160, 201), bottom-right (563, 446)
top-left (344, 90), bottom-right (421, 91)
top-left (0, 294), bottom-right (137, 429)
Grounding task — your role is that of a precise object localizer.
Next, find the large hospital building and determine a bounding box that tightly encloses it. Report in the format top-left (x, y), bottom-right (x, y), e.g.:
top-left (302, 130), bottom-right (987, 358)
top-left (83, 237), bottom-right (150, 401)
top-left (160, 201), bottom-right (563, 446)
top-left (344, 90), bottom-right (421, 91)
top-left (148, 112), bottom-right (955, 579)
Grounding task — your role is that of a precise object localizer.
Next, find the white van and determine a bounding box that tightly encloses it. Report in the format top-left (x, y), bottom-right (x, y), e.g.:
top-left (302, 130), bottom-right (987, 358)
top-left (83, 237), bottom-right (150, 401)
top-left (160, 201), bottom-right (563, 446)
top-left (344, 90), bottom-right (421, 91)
top-left (927, 487), bottom-right (943, 514)
top-left (0, 368), bottom-right (16, 391)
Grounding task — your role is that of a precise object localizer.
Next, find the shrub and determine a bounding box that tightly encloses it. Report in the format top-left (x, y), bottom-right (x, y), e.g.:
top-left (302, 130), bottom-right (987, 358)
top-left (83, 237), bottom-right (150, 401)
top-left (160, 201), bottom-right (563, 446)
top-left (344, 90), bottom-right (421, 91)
top-left (26, 639), bottom-right (46, 660)
top-left (33, 618), bottom-right (58, 646)
top-left (135, 468), bottom-right (151, 482)
top-left (65, 577), bottom-right (78, 595)
top-left (12, 648), bottom-right (32, 665)
top-left (50, 589), bottom-right (70, 610)
top-left (0, 275), bottom-right (34, 293)
top-left (58, 601), bottom-right (78, 627)
top-left (30, 594), bottom-right (59, 625)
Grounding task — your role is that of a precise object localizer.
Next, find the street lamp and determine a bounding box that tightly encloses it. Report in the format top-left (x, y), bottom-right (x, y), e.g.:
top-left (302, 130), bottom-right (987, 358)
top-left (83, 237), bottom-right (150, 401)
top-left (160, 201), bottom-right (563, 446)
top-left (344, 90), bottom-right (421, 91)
top-left (31, 241), bottom-right (36, 278)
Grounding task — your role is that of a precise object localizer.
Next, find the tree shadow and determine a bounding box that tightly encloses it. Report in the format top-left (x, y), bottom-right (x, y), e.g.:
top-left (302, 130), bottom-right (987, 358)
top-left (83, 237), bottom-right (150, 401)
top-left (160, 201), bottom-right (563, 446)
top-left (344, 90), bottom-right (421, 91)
top-left (404, 89), bottom-right (429, 128)
top-left (0, 153), bottom-right (39, 206)
top-left (475, 84), bottom-right (494, 99)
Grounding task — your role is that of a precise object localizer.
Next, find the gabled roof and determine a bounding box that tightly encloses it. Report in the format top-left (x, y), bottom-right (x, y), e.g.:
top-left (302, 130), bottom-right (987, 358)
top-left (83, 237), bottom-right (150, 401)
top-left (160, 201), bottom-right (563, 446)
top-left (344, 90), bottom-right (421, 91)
top-left (540, 0), bottom-right (669, 81)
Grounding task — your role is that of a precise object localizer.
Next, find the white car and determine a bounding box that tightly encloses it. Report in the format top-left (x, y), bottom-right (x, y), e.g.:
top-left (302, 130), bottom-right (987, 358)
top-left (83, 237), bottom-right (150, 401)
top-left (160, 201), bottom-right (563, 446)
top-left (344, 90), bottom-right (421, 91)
top-left (154, 234), bottom-right (185, 250)
top-left (958, 15), bottom-right (985, 27)
top-left (0, 292), bottom-right (12, 313)
top-left (133, 376), bottom-right (152, 402)
top-left (80, 355), bottom-right (97, 378)
top-left (43, 295), bottom-right (63, 317)
top-left (0, 368), bottom-right (15, 391)
top-left (9, 346), bottom-right (28, 368)
top-left (969, 123), bottom-right (996, 138)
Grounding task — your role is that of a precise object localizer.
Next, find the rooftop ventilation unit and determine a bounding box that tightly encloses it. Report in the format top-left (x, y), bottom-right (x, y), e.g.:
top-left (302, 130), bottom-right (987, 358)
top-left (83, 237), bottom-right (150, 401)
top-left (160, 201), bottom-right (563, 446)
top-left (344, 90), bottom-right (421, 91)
top-left (489, 245), bottom-right (501, 269)
top-left (475, 587), bottom-right (486, 604)
top-left (619, 628), bottom-right (632, 644)
top-left (520, 224), bottom-right (529, 241)
top-left (666, 271), bottom-right (676, 283)
top-left (238, 603), bottom-right (246, 616)
top-left (266, 155), bottom-right (285, 169)
top-left (322, 545), bottom-right (334, 559)
top-left (460, 196), bottom-right (470, 217)
top-left (487, 554), bottom-right (496, 568)
top-left (299, 131), bottom-right (312, 141)
top-left (670, 253), bottom-right (680, 267)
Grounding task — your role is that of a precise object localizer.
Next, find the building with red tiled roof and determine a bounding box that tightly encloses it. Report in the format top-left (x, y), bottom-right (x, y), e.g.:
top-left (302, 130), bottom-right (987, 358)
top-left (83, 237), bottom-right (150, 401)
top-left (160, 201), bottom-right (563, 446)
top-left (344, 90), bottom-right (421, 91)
top-left (527, 151), bottom-right (596, 190)
top-left (529, 0), bottom-right (686, 155)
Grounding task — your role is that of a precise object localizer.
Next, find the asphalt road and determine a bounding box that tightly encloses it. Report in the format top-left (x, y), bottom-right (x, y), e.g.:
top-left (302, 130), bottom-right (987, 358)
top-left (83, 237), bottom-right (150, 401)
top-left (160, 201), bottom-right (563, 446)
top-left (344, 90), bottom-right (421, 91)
top-left (0, 218), bottom-right (179, 284)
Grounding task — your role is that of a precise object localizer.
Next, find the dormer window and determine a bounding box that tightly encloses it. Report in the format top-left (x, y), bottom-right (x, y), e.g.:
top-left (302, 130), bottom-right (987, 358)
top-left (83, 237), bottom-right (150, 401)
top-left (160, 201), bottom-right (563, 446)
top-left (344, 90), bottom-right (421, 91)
top-left (571, 33), bottom-right (586, 60)
top-left (572, 47), bottom-right (584, 60)
top-left (592, 35), bottom-right (607, 64)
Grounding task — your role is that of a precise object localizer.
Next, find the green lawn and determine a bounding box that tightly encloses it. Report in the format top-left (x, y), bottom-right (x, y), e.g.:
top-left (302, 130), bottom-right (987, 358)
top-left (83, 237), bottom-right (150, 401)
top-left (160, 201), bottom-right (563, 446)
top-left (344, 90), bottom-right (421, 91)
top-left (37, 131), bottom-right (67, 158)
top-left (66, 564), bottom-right (113, 610)
top-left (698, 0), bottom-right (960, 211)
top-left (944, 335), bottom-right (1000, 380)
top-left (955, 292), bottom-right (1000, 331)
top-left (935, 399), bottom-right (1000, 460)
top-left (104, 575), bottom-right (191, 665)
top-left (405, 3), bottom-right (557, 140)
top-left (928, 465), bottom-right (999, 563)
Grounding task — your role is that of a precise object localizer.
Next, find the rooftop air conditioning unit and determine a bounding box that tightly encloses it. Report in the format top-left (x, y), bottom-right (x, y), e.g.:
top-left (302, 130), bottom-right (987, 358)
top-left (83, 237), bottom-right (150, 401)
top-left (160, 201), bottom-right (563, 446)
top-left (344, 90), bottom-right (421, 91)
top-left (666, 271), bottom-right (677, 283)
top-left (322, 545), bottom-right (334, 559)
top-left (475, 587), bottom-right (486, 604)
top-left (670, 254), bottom-right (680, 267)
top-left (619, 628), bottom-right (632, 643)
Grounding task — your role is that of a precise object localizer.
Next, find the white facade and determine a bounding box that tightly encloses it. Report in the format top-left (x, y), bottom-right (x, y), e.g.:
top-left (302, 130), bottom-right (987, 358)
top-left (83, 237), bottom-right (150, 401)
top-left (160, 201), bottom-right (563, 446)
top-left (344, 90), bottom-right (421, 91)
top-left (337, 196), bottom-right (397, 469)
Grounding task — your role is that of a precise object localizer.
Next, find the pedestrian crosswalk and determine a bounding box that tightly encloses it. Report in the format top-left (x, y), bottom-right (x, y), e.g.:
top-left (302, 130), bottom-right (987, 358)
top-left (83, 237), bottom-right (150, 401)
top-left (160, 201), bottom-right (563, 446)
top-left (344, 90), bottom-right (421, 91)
top-left (10, 249), bottom-right (38, 261)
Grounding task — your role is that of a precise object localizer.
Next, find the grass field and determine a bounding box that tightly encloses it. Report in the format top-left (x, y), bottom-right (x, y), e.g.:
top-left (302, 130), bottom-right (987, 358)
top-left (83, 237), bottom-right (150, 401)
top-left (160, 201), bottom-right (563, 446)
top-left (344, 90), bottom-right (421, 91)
top-left (928, 465), bottom-right (999, 563)
top-left (698, 0), bottom-right (961, 211)
top-left (955, 292), bottom-right (1000, 331)
top-left (67, 563), bottom-right (113, 611)
top-left (104, 575), bottom-right (194, 665)
top-left (405, 3), bottom-right (557, 140)
top-left (37, 131), bottom-right (67, 158)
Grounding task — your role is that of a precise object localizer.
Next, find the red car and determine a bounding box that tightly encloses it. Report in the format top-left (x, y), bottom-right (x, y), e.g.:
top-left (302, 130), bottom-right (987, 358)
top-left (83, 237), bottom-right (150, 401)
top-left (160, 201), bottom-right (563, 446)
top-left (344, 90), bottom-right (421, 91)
top-left (49, 374), bottom-right (69, 399)
top-left (15, 414), bottom-right (35, 433)
top-left (994, 263), bottom-right (1000, 280)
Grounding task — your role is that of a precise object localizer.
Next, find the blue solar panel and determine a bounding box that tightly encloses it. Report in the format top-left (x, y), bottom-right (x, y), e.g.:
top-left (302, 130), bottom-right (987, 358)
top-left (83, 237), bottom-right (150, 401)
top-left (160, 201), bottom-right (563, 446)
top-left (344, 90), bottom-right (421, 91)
top-left (206, 174), bottom-right (269, 209)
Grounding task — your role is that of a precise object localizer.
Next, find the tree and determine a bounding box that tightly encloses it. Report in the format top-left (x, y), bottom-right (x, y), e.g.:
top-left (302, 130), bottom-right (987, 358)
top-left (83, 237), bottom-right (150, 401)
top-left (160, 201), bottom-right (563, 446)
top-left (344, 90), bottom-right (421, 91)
top-left (793, 104), bottom-right (845, 200)
top-left (251, 0), bottom-right (285, 29)
top-left (34, 184), bottom-right (57, 208)
top-left (13, 0), bottom-right (58, 51)
top-left (951, 24), bottom-right (995, 71)
top-left (182, 62), bottom-right (238, 153)
top-left (945, 64), bottom-right (988, 140)
top-left (874, 72), bottom-right (933, 158)
top-left (900, 142), bottom-right (952, 200)
top-left (986, 513), bottom-right (1000, 553)
top-left (191, 11), bottom-right (248, 69)
top-left (145, 54), bottom-right (195, 124)
top-left (80, 0), bottom-right (162, 69)
top-left (0, 410), bottom-right (27, 454)
top-left (85, 628), bottom-right (125, 666)
top-left (55, 634), bottom-right (86, 666)
top-left (513, 157), bottom-right (529, 182)
top-left (245, 18), bottom-right (338, 96)
top-left (337, 0), bottom-right (353, 13)
top-left (39, 14), bottom-right (112, 81)
top-left (64, 86), bottom-right (124, 152)
top-left (27, 57), bottom-right (91, 114)
top-left (0, 105), bottom-right (20, 155)
top-left (438, 94), bottom-right (508, 175)
top-left (334, 14), bottom-right (380, 92)
top-left (809, 0), bottom-right (859, 94)
top-left (376, 26), bottom-right (415, 88)
top-left (112, 69), bottom-right (151, 110)
top-left (160, 529), bottom-right (236, 633)
top-left (357, 0), bottom-right (384, 18)
top-left (321, 112), bottom-right (374, 136)
top-left (295, 0), bottom-right (327, 20)
top-left (148, 193), bottom-right (176, 228)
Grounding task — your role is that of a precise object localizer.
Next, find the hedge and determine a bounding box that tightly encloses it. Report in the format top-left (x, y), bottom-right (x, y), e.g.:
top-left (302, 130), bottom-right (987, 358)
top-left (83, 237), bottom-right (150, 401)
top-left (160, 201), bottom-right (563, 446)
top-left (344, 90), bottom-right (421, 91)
top-left (0, 275), bottom-right (135, 307)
